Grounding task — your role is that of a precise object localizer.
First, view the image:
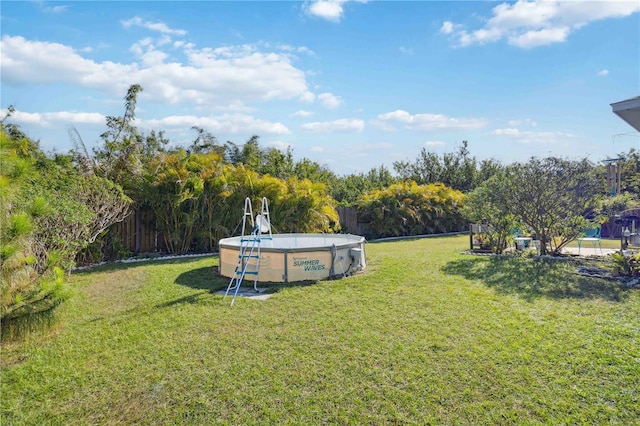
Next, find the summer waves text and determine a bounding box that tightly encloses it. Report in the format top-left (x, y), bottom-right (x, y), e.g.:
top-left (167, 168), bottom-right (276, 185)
top-left (293, 258), bottom-right (326, 271)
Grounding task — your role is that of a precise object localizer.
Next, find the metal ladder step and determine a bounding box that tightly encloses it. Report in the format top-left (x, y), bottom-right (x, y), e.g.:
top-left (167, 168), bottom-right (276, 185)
top-left (222, 196), bottom-right (272, 307)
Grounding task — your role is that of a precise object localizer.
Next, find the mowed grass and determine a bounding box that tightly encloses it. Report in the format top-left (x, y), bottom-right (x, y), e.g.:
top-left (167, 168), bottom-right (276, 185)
top-left (563, 237), bottom-right (621, 250)
top-left (2, 235), bottom-right (639, 424)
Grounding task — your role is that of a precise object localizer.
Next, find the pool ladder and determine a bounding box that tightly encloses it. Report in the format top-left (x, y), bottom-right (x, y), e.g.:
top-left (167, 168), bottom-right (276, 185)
top-left (223, 197), bottom-right (272, 306)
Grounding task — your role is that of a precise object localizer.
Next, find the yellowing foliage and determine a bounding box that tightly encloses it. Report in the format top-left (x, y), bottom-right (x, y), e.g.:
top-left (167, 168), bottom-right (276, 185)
top-left (357, 181), bottom-right (465, 239)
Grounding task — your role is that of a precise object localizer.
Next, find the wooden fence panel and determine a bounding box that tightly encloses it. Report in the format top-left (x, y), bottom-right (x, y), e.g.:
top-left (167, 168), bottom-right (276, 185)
top-left (115, 212), bottom-right (136, 251)
top-left (140, 210), bottom-right (162, 252)
top-left (337, 207), bottom-right (359, 235)
top-left (113, 209), bottom-right (165, 254)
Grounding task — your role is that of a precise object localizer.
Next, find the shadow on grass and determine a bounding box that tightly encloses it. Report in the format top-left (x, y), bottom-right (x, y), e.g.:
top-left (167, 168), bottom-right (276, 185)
top-left (154, 292), bottom-right (214, 310)
top-left (174, 266), bottom-right (224, 291)
top-left (442, 256), bottom-right (629, 302)
top-left (73, 255), bottom-right (217, 276)
top-left (174, 266), bottom-right (318, 296)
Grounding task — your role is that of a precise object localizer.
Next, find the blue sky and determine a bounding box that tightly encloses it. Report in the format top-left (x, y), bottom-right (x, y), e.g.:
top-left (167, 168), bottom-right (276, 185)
top-left (1, 1), bottom-right (639, 175)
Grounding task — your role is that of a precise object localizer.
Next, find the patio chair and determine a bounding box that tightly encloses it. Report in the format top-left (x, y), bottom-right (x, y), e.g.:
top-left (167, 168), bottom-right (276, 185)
top-left (511, 228), bottom-right (532, 250)
top-left (577, 227), bottom-right (602, 254)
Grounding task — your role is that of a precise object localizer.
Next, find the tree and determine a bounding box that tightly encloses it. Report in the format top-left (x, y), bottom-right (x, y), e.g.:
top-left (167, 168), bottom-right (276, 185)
top-left (31, 157), bottom-right (131, 267)
top-left (0, 128), bottom-right (67, 321)
top-left (393, 149), bottom-right (443, 186)
top-left (492, 157), bottom-right (602, 255)
top-left (331, 166), bottom-right (397, 206)
top-left (393, 141), bottom-right (485, 192)
top-left (260, 146), bottom-right (295, 180)
top-left (271, 177), bottom-right (340, 233)
top-left (189, 126), bottom-right (223, 155)
top-left (474, 158), bottom-right (504, 188)
top-left (94, 84), bottom-right (145, 185)
top-left (594, 192), bottom-right (639, 237)
top-left (293, 158), bottom-right (336, 184)
top-left (616, 149), bottom-right (640, 195)
top-left (1, 125), bottom-right (130, 323)
top-left (462, 176), bottom-right (517, 254)
top-left (224, 135), bottom-right (262, 169)
top-left (198, 163), bottom-right (264, 249)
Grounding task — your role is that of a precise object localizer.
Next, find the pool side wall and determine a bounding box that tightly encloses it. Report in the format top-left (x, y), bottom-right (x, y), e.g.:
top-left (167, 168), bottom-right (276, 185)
top-left (219, 234), bottom-right (366, 283)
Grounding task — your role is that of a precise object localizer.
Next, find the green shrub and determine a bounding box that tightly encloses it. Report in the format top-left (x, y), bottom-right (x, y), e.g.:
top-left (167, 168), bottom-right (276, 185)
top-left (356, 181), bottom-right (465, 239)
top-left (0, 126), bottom-right (130, 331)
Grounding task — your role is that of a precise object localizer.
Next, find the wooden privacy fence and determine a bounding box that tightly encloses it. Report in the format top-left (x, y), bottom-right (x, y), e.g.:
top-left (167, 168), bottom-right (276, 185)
top-left (113, 209), bottom-right (165, 253)
top-left (336, 207), bottom-right (360, 235)
top-left (114, 207), bottom-right (366, 254)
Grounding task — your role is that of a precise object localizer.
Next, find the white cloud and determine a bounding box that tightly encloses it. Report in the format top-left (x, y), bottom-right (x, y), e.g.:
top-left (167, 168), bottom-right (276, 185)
top-left (1, 110), bottom-right (291, 138)
top-left (130, 38), bottom-right (169, 67)
top-left (144, 113), bottom-right (291, 135)
top-left (597, 69), bottom-right (609, 76)
top-left (491, 127), bottom-right (576, 144)
top-left (491, 128), bottom-right (521, 136)
top-left (292, 110), bottom-right (314, 117)
top-left (265, 42), bottom-right (316, 56)
top-left (121, 16), bottom-right (187, 36)
top-left (4, 109), bottom-right (104, 127)
top-left (301, 118), bottom-right (364, 133)
top-left (0, 35), bottom-right (311, 106)
top-left (440, 21), bottom-right (455, 35)
top-left (267, 140), bottom-right (292, 150)
top-left (359, 142), bottom-right (393, 151)
top-left (425, 141), bottom-right (446, 147)
top-left (0, 36), bottom-right (109, 85)
top-left (310, 146), bottom-right (326, 152)
top-left (305, 0), bottom-right (348, 22)
top-left (43, 5), bottom-right (68, 13)
top-left (376, 109), bottom-right (486, 130)
top-left (442, 0), bottom-right (640, 48)
top-left (399, 46), bottom-right (413, 55)
top-left (509, 27), bottom-right (570, 49)
top-left (508, 118), bottom-right (537, 127)
top-left (369, 118), bottom-right (396, 132)
top-left (318, 92), bottom-right (342, 109)
top-left (299, 91), bottom-right (316, 103)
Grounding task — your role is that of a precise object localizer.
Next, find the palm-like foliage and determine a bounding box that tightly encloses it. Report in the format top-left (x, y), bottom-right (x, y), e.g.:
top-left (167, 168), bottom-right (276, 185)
top-left (357, 181), bottom-right (465, 239)
top-left (272, 178), bottom-right (339, 233)
top-left (143, 157), bottom-right (341, 254)
top-left (144, 151), bottom-right (213, 254)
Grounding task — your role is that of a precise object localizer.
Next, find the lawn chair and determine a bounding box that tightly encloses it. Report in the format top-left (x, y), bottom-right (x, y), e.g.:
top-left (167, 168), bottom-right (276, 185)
top-left (577, 227), bottom-right (602, 254)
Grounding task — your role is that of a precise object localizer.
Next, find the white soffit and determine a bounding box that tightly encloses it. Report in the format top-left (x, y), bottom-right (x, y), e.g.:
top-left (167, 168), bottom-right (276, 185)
top-left (611, 96), bottom-right (640, 132)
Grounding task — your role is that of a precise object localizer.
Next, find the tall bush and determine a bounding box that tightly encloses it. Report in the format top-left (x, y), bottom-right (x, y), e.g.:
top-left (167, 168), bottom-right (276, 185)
top-left (1, 122), bottom-right (131, 324)
top-left (0, 130), bottom-right (68, 320)
top-left (272, 177), bottom-right (340, 233)
top-left (202, 165), bottom-right (340, 240)
top-left (142, 150), bottom-right (220, 254)
top-left (467, 157), bottom-right (602, 255)
top-left (462, 178), bottom-right (517, 254)
top-left (143, 155), bottom-right (341, 254)
top-left (356, 181), bottom-right (465, 240)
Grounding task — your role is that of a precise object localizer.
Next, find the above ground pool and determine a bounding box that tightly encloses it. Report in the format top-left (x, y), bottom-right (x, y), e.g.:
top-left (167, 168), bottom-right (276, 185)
top-left (218, 233), bottom-right (366, 283)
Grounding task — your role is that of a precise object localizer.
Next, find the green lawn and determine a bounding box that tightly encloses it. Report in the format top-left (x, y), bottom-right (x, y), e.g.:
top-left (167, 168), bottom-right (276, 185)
top-left (564, 237), bottom-right (621, 250)
top-left (2, 235), bottom-right (639, 424)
